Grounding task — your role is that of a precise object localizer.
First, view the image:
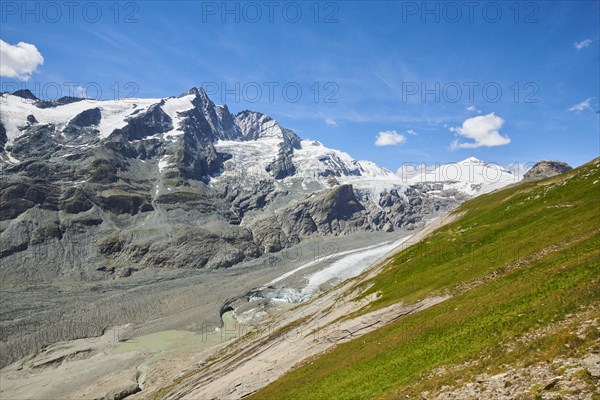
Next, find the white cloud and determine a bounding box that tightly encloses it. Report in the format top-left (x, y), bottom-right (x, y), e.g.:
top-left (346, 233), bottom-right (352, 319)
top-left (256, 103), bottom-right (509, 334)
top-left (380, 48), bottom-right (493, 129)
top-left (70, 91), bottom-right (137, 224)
top-left (450, 113), bottom-right (510, 150)
top-left (375, 130), bottom-right (406, 146)
top-left (0, 40), bottom-right (44, 81)
top-left (574, 39), bottom-right (592, 50)
top-left (466, 105), bottom-right (481, 114)
top-left (407, 129), bottom-right (418, 135)
top-left (568, 98), bottom-right (593, 112)
top-left (324, 117), bottom-right (338, 127)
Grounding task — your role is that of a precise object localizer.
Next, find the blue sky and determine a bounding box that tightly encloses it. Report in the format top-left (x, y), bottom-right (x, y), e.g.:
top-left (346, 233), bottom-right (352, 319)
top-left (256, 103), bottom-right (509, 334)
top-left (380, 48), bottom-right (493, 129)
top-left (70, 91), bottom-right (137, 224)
top-left (1, 1), bottom-right (598, 171)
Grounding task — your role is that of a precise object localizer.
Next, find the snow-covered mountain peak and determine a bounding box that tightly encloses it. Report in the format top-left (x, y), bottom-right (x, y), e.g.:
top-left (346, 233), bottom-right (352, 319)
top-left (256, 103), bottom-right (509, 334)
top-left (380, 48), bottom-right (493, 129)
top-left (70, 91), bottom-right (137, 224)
top-left (404, 158), bottom-right (519, 195)
top-left (1, 86), bottom-right (526, 286)
top-left (178, 86), bottom-right (211, 102)
top-left (1, 88), bottom-right (518, 200)
top-left (459, 156), bottom-right (485, 164)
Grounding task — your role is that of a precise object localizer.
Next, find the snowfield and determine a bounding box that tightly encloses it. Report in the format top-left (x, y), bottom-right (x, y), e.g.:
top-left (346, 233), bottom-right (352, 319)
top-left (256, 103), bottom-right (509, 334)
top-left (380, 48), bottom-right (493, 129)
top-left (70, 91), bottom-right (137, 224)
top-left (0, 93), bottom-right (161, 141)
top-left (405, 156), bottom-right (520, 195)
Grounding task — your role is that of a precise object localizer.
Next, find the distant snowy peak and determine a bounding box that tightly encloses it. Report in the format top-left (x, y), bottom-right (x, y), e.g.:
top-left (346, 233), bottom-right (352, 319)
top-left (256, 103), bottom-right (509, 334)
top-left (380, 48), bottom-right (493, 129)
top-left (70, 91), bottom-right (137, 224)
top-left (293, 140), bottom-right (361, 179)
top-left (180, 86), bottom-right (211, 101)
top-left (402, 157), bottom-right (520, 195)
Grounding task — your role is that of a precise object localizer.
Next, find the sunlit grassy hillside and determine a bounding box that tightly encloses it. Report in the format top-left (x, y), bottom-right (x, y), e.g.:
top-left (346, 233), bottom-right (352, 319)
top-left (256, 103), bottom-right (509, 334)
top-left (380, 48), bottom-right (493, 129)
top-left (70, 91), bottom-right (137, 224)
top-left (251, 158), bottom-right (600, 400)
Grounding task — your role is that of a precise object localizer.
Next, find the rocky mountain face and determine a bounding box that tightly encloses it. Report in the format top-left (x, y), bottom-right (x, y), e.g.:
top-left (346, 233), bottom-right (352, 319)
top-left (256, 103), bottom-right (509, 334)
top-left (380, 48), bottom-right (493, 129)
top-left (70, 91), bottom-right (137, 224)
top-left (523, 160), bottom-right (573, 181)
top-left (0, 88), bottom-right (511, 284)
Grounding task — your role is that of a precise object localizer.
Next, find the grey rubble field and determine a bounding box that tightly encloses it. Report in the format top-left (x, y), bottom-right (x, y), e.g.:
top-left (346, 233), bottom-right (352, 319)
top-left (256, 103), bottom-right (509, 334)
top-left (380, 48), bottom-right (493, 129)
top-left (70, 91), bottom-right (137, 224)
top-left (0, 229), bottom-right (415, 370)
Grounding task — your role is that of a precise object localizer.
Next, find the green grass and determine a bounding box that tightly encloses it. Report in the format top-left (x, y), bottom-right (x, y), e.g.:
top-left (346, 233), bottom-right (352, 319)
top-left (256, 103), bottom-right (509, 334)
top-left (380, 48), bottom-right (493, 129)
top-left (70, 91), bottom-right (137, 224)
top-left (356, 159), bottom-right (600, 311)
top-left (250, 158), bottom-right (600, 400)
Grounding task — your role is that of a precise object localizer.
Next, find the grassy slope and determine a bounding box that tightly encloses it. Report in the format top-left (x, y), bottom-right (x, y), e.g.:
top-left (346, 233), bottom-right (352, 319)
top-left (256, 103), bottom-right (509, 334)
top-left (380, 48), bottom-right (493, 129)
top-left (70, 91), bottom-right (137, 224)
top-left (250, 158), bottom-right (600, 400)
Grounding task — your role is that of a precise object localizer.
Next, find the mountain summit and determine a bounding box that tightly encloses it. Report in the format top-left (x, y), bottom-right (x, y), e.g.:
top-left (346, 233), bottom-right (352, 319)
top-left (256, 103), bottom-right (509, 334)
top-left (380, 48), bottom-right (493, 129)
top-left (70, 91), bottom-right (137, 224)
top-left (1, 88), bottom-right (514, 285)
top-left (402, 157), bottom-right (518, 195)
top-left (523, 160), bottom-right (573, 181)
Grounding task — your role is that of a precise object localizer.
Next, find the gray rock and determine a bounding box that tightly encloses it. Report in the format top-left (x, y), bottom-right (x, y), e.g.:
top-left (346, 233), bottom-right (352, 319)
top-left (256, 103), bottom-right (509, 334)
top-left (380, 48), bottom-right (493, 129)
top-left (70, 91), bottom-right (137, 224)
top-left (99, 382), bottom-right (141, 400)
top-left (523, 160), bottom-right (573, 181)
top-left (581, 354), bottom-right (600, 378)
top-left (67, 107), bottom-right (101, 128)
top-left (35, 96), bottom-right (85, 108)
top-left (0, 120), bottom-right (6, 151)
top-left (12, 89), bottom-right (39, 101)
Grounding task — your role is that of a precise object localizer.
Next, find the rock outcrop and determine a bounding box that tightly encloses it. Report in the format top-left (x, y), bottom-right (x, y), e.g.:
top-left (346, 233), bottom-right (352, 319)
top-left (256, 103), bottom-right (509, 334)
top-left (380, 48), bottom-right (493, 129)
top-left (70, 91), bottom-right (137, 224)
top-left (523, 160), bottom-right (573, 181)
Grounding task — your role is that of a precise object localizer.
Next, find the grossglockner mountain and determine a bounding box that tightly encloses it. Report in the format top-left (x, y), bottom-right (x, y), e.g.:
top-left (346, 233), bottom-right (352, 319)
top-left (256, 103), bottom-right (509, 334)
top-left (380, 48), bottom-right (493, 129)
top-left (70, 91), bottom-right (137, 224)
top-left (0, 87), bottom-right (520, 287)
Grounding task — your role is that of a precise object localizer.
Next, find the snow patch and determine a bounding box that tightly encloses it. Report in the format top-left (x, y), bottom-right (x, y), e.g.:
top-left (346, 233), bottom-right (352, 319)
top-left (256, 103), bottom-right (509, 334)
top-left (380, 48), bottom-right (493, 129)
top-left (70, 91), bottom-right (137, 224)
top-left (5, 152), bottom-right (20, 164)
top-left (0, 93), bottom-right (160, 142)
top-left (291, 139), bottom-right (405, 201)
top-left (158, 155), bottom-right (170, 172)
top-left (212, 137), bottom-right (281, 183)
top-left (161, 95), bottom-right (195, 138)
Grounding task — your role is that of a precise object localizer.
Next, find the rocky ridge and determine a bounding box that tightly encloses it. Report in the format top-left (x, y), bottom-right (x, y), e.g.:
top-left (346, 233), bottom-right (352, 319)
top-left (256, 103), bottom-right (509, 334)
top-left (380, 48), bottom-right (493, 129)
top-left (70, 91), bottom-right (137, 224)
top-left (0, 88), bottom-right (492, 285)
top-left (523, 160), bottom-right (573, 181)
